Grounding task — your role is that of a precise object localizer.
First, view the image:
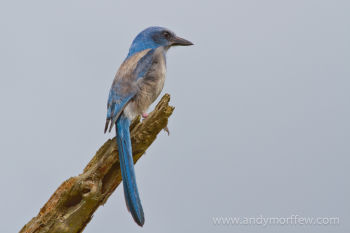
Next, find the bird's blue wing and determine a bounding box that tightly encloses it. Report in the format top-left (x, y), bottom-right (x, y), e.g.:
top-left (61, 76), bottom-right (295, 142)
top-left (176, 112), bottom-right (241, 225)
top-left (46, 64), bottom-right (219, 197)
top-left (133, 48), bottom-right (155, 80)
top-left (104, 49), bottom-right (155, 133)
top-left (104, 87), bottom-right (135, 133)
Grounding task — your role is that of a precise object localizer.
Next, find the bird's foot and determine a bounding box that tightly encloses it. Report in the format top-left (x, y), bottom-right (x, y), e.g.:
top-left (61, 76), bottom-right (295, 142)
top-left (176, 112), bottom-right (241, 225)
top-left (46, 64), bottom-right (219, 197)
top-left (142, 112), bottom-right (169, 135)
top-left (163, 126), bottom-right (170, 136)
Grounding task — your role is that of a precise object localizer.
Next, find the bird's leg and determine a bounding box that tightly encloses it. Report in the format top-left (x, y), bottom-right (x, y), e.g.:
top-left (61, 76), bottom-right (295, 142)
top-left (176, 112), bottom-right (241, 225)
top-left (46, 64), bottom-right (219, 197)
top-left (142, 112), bottom-right (149, 118)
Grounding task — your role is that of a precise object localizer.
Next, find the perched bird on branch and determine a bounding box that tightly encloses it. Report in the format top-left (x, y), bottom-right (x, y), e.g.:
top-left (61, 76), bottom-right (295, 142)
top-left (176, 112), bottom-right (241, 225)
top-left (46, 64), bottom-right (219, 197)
top-left (104, 26), bottom-right (193, 226)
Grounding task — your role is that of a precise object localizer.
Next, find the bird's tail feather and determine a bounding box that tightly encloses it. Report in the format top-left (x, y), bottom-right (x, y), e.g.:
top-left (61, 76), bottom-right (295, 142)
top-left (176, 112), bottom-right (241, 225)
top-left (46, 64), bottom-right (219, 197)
top-left (116, 114), bottom-right (145, 226)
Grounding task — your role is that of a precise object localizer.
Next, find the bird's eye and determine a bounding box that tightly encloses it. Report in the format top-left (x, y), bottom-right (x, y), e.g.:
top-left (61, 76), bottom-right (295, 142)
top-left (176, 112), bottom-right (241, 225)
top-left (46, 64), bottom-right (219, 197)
top-left (163, 31), bottom-right (171, 40)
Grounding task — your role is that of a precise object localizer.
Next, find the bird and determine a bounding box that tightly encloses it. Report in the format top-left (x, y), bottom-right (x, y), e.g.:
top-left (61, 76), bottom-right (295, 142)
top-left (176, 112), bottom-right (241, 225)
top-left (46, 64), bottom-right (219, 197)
top-left (104, 26), bottom-right (193, 226)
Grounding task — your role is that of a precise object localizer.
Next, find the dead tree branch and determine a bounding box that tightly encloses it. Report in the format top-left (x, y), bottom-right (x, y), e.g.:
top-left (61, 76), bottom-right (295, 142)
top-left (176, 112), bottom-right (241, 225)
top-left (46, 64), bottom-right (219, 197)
top-left (20, 94), bottom-right (174, 233)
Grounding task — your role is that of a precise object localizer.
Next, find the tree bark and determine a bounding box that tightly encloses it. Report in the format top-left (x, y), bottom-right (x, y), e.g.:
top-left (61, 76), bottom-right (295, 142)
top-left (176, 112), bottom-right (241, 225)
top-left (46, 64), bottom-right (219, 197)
top-left (19, 94), bottom-right (174, 233)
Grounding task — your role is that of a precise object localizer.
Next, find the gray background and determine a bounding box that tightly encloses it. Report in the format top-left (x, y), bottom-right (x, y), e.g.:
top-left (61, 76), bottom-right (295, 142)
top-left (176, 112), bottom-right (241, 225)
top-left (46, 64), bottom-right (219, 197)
top-left (1, 0), bottom-right (349, 232)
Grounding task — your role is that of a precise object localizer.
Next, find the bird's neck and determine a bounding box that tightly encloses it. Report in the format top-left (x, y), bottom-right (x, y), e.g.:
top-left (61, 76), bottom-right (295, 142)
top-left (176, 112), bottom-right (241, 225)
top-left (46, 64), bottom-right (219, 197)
top-left (127, 42), bottom-right (155, 58)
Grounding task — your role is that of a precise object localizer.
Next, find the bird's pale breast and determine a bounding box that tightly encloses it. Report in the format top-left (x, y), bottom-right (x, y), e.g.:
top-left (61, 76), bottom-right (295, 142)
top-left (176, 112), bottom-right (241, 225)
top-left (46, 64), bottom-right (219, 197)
top-left (123, 47), bottom-right (166, 119)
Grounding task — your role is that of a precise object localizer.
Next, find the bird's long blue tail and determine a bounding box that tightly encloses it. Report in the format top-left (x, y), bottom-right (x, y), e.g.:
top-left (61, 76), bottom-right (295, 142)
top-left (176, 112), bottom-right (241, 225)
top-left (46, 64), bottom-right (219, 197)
top-left (116, 113), bottom-right (145, 226)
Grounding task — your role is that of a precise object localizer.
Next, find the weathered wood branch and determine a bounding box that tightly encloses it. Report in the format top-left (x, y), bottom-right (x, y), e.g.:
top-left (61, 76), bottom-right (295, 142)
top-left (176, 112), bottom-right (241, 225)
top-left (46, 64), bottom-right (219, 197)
top-left (19, 94), bottom-right (174, 233)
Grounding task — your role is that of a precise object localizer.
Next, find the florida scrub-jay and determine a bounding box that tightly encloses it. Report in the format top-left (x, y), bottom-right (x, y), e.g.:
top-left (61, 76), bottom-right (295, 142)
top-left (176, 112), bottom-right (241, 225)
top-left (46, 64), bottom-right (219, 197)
top-left (104, 26), bottom-right (192, 226)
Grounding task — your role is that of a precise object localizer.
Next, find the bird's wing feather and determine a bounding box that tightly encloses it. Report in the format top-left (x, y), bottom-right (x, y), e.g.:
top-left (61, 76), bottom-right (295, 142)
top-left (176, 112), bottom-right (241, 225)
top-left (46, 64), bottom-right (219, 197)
top-left (105, 48), bottom-right (155, 132)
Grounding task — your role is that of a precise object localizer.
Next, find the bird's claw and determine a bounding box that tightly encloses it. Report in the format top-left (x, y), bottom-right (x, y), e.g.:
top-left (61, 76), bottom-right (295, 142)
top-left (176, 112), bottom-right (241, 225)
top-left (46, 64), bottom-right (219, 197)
top-left (163, 126), bottom-right (170, 136)
top-left (142, 112), bottom-right (169, 135)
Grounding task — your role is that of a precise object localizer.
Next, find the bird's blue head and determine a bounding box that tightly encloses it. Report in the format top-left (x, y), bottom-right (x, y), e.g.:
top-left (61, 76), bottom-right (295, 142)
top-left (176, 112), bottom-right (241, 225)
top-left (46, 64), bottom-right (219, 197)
top-left (127, 26), bottom-right (193, 58)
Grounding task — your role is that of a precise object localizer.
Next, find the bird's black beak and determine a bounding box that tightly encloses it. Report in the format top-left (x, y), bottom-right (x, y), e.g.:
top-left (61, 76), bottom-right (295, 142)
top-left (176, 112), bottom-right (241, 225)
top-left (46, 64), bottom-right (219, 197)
top-left (171, 36), bottom-right (194, 46)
